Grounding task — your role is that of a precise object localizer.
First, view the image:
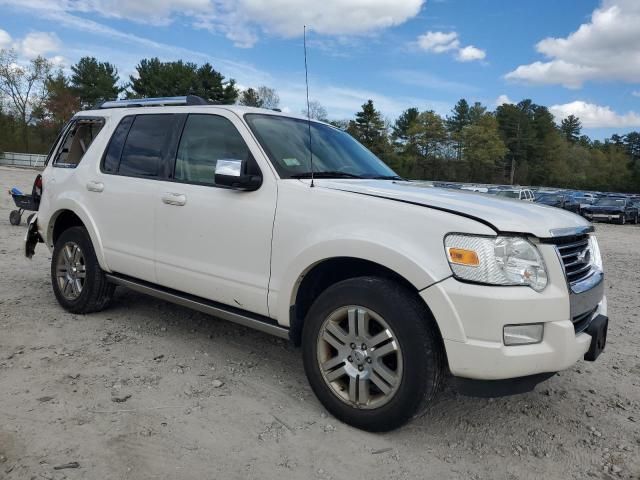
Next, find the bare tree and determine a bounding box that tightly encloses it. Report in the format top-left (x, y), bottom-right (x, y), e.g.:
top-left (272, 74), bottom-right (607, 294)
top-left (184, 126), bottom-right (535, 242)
top-left (256, 86), bottom-right (279, 109)
top-left (302, 99), bottom-right (328, 121)
top-left (0, 49), bottom-right (51, 151)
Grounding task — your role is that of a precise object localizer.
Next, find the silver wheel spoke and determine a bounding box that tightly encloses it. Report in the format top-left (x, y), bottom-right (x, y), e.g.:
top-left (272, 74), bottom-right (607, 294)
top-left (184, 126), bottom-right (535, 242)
top-left (348, 376), bottom-right (357, 403)
top-left (321, 355), bottom-right (344, 372)
top-left (324, 322), bottom-right (349, 346)
top-left (356, 309), bottom-right (367, 337)
top-left (56, 242), bottom-right (85, 300)
top-left (370, 370), bottom-right (393, 395)
top-left (372, 341), bottom-right (397, 359)
top-left (358, 377), bottom-right (370, 405)
top-left (372, 362), bottom-right (397, 387)
top-left (322, 328), bottom-right (345, 351)
top-left (367, 329), bottom-right (392, 348)
top-left (347, 308), bottom-right (357, 337)
top-left (325, 365), bottom-right (348, 382)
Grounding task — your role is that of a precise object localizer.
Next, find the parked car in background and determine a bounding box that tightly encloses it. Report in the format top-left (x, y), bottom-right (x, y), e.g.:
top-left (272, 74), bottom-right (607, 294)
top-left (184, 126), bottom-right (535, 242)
top-left (583, 197), bottom-right (639, 224)
top-left (534, 193), bottom-right (581, 214)
top-left (494, 188), bottom-right (535, 201)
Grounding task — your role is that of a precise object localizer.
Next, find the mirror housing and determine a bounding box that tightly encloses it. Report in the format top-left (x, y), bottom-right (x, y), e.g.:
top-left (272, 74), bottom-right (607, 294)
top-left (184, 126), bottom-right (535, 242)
top-left (215, 159), bottom-right (262, 191)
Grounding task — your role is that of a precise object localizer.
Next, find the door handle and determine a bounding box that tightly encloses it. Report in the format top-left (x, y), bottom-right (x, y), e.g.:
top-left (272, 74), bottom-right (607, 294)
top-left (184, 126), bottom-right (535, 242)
top-left (86, 181), bottom-right (104, 193)
top-left (161, 192), bottom-right (187, 206)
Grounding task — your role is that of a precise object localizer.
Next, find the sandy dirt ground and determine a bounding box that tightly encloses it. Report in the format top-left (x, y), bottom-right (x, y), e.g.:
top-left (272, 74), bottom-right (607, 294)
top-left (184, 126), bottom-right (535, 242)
top-left (0, 165), bottom-right (639, 480)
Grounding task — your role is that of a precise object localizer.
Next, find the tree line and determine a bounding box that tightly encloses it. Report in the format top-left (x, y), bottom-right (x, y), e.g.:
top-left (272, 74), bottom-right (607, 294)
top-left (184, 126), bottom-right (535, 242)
top-left (1, 50), bottom-right (638, 192)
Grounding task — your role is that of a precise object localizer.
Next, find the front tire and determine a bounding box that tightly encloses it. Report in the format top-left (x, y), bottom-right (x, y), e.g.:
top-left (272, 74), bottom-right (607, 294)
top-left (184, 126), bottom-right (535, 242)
top-left (51, 226), bottom-right (115, 313)
top-left (302, 277), bottom-right (445, 432)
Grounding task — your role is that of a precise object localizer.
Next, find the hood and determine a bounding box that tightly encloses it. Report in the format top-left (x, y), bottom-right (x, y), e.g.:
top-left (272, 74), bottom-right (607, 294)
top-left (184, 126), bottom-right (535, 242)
top-left (312, 179), bottom-right (591, 238)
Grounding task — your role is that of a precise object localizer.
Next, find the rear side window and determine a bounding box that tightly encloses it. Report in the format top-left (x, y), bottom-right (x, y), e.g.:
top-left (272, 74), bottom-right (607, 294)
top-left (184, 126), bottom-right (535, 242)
top-left (174, 114), bottom-right (252, 186)
top-left (119, 115), bottom-right (177, 177)
top-left (53, 118), bottom-right (104, 168)
top-left (102, 114), bottom-right (179, 177)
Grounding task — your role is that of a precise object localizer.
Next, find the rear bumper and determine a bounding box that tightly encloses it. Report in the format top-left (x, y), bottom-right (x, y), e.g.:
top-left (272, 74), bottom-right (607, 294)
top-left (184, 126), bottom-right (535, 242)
top-left (421, 273), bottom-right (606, 380)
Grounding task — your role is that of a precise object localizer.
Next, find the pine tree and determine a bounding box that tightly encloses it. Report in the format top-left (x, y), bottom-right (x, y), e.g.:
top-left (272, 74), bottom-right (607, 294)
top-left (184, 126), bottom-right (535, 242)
top-left (560, 114), bottom-right (582, 143)
top-left (238, 88), bottom-right (263, 107)
top-left (347, 100), bottom-right (389, 157)
top-left (70, 57), bottom-right (121, 107)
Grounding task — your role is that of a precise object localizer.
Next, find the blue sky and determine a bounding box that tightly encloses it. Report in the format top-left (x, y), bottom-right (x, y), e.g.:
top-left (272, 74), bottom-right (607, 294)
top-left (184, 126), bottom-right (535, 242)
top-left (1, 0), bottom-right (639, 139)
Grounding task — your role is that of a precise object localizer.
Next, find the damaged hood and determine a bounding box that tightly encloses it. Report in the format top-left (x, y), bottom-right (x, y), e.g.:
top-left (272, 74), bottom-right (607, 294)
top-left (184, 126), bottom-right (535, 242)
top-left (312, 179), bottom-right (591, 238)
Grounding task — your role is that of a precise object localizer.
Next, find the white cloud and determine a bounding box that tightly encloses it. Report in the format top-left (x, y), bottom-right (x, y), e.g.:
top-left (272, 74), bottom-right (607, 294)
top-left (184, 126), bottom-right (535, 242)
top-left (506, 0), bottom-right (640, 88)
top-left (495, 94), bottom-right (514, 106)
top-left (416, 31), bottom-right (459, 53)
top-left (0, 0), bottom-right (425, 48)
top-left (0, 28), bottom-right (11, 48)
top-left (16, 31), bottom-right (61, 58)
top-left (415, 31), bottom-right (486, 62)
top-left (549, 101), bottom-right (640, 128)
top-left (456, 45), bottom-right (485, 62)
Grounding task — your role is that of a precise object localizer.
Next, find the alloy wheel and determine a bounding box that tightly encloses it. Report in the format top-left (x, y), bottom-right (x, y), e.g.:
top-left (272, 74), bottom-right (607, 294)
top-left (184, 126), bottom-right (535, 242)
top-left (316, 306), bottom-right (403, 409)
top-left (56, 242), bottom-right (86, 300)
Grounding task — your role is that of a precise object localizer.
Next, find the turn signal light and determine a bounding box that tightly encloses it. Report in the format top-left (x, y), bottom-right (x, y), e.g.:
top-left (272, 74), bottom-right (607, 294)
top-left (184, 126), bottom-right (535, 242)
top-left (447, 248), bottom-right (480, 266)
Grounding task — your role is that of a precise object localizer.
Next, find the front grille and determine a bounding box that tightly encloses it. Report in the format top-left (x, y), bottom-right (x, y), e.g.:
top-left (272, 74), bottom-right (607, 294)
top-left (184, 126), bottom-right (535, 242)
top-left (572, 307), bottom-right (597, 333)
top-left (550, 234), bottom-right (593, 285)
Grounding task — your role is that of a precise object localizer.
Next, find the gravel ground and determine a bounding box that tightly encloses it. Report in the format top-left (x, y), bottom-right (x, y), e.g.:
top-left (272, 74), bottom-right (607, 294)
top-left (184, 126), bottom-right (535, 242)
top-left (1, 165), bottom-right (639, 480)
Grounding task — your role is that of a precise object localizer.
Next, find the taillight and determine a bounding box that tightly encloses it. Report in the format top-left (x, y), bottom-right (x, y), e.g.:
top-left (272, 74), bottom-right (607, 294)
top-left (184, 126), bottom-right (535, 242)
top-left (35, 176), bottom-right (43, 189)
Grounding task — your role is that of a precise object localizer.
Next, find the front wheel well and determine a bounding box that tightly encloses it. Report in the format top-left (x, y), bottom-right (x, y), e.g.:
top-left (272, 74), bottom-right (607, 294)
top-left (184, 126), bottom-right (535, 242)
top-left (51, 210), bottom-right (85, 247)
top-left (290, 257), bottom-right (423, 346)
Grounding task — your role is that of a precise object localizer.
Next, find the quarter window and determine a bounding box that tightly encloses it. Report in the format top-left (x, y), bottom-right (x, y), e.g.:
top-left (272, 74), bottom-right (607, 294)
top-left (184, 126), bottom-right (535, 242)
top-left (174, 114), bottom-right (252, 186)
top-left (53, 118), bottom-right (104, 168)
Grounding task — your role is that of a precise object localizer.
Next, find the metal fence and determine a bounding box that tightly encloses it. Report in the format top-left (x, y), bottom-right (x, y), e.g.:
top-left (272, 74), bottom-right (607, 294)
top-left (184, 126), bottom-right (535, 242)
top-left (0, 152), bottom-right (47, 168)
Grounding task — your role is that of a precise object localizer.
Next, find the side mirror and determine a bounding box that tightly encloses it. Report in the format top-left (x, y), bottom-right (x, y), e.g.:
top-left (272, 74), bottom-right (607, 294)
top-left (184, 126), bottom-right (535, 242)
top-left (214, 159), bottom-right (262, 191)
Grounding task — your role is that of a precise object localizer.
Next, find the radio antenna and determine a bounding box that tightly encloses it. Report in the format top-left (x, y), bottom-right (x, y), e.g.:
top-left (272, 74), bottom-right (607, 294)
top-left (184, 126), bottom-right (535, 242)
top-left (303, 25), bottom-right (314, 187)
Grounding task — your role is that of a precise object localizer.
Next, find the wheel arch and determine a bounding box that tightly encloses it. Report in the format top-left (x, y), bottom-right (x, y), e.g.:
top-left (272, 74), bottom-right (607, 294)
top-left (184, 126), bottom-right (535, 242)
top-left (287, 256), bottom-right (443, 348)
top-left (48, 204), bottom-right (108, 270)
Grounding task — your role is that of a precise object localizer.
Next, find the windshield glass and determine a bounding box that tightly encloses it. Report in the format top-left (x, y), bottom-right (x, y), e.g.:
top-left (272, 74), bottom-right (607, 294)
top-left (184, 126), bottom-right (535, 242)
top-left (245, 114), bottom-right (398, 179)
top-left (496, 191), bottom-right (519, 198)
top-left (595, 198), bottom-right (625, 206)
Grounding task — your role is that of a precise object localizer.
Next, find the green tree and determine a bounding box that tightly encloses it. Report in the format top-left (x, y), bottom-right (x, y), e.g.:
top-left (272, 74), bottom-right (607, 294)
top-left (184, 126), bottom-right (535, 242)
top-left (560, 114), bottom-right (582, 143)
top-left (446, 99), bottom-right (471, 161)
top-left (347, 100), bottom-right (390, 158)
top-left (468, 102), bottom-right (487, 124)
top-left (462, 113), bottom-right (507, 182)
top-left (0, 49), bottom-right (51, 151)
top-left (129, 58), bottom-right (238, 104)
top-left (408, 110), bottom-right (447, 179)
top-left (70, 57), bottom-right (121, 108)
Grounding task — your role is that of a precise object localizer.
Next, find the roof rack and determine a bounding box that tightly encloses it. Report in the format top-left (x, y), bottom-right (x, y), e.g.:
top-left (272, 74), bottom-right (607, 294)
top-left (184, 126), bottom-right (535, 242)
top-left (97, 95), bottom-right (208, 109)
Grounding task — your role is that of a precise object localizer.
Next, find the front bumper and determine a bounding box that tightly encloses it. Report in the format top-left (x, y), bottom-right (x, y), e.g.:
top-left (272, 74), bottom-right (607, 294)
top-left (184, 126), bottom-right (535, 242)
top-left (584, 212), bottom-right (622, 221)
top-left (421, 251), bottom-right (606, 380)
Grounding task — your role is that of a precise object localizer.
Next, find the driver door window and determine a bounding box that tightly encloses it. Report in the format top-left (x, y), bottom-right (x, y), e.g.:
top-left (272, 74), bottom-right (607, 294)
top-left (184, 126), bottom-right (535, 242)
top-left (175, 114), bottom-right (254, 186)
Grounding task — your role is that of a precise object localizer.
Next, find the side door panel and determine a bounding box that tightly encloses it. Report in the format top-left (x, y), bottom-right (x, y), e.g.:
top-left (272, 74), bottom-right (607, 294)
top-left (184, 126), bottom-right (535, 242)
top-left (84, 113), bottom-right (184, 283)
top-left (154, 112), bottom-right (277, 316)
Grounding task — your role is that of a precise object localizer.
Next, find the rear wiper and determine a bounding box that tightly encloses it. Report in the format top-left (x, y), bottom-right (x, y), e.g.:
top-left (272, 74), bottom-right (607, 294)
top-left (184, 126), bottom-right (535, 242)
top-left (290, 171), bottom-right (363, 179)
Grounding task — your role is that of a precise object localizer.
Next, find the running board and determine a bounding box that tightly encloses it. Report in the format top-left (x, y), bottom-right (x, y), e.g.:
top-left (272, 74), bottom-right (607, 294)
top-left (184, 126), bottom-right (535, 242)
top-left (105, 273), bottom-right (289, 339)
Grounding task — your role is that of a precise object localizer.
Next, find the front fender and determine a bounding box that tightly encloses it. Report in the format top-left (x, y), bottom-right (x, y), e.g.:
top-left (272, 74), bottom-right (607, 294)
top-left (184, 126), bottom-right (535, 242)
top-left (270, 238), bottom-right (450, 326)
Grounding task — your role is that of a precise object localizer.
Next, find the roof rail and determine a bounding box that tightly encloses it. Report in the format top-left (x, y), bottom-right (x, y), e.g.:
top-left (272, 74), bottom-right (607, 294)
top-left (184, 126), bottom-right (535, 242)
top-left (97, 95), bottom-right (208, 109)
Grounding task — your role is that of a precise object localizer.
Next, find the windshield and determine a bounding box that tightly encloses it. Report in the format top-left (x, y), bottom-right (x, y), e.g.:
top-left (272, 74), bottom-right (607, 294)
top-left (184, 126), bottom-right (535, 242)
top-left (245, 114), bottom-right (399, 179)
top-left (496, 191), bottom-right (519, 198)
top-left (595, 198), bottom-right (625, 206)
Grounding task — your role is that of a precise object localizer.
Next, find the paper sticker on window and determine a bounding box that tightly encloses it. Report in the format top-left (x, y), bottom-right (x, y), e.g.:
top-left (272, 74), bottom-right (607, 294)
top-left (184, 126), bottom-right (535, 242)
top-left (283, 158), bottom-right (301, 167)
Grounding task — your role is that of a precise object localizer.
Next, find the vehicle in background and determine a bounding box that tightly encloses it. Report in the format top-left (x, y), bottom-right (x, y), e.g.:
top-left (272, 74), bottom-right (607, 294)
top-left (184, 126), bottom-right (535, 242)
top-left (460, 185), bottom-right (488, 193)
top-left (494, 188), bottom-right (535, 201)
top-left (583, 197), bottom-right (639, 224)
top-left (534, 193), bottom-right (581, 214)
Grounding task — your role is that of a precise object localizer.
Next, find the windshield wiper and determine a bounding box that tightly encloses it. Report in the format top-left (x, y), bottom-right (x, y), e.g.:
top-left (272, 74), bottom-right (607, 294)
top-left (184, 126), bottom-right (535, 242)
top-left (364, 175), bottom-right (406, 181)
top-left (290, 171), bottom-right (364, 179)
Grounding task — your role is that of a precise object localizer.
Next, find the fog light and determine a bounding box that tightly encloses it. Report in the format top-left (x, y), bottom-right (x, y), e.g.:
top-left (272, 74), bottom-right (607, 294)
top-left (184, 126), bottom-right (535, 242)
top-left (503, 324), bottom-right (544, 345)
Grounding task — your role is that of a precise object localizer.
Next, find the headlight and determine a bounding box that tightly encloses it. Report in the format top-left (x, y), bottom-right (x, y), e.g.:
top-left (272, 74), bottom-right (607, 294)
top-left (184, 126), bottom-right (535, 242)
top-left (444, 234), bottom-right (548, 291)
top-left (588, 234), bottom-right (603, 271)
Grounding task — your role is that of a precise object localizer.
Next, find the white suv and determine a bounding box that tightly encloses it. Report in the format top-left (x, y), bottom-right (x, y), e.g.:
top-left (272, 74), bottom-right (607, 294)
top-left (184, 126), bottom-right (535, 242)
top-left (25, 96), bottom-right (608, 431)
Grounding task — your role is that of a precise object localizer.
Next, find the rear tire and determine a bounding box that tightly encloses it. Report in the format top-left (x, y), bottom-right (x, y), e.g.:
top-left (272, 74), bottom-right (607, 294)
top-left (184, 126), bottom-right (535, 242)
top-left (619, 215), bottom-right (626, 225)
top-left (633, 213), bottom-right (639, 225)
top-left (301, 276), bottom-right (445, 432)
top-left (51, 226), bottom-right (115, 314)
top-left (9, 210), bottom-right (21, 226)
